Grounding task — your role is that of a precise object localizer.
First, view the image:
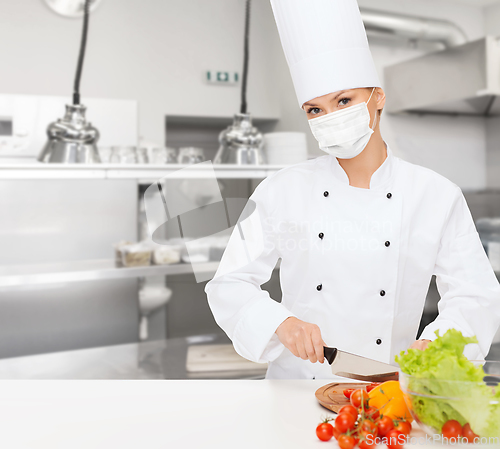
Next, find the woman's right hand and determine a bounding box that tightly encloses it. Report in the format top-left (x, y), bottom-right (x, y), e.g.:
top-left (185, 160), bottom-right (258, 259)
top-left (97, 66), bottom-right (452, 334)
top-left (275, 317), bottom-right (326, 363)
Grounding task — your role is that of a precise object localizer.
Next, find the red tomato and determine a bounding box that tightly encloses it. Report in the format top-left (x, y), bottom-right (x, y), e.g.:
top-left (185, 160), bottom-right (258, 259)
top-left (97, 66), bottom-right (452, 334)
top-left (335, 412), bottom-right (356, 433)
top-left (393, 420), bottom-right (411, 436)
top-left (339, 405), bottom-right (359, 420)
top-left (316, 422), bottom-right (334, 441)
top-left (332, 427), bottom-right (341, 441)
top-left (343, 388), bottom-right (355, 399)
top-left (462, 423), bottom-right (479, 443)
top-left (377, 415), bottom-right (394, 437)
top-left (366, 383), bottom-right (381, 393)
top-left (386, 429), bottom-right (405, 449)
top-left (442, 420), bottom-right (463, 440)
top-left (358, 430), bottom-right (377, 449)
top-left (338, 434), bottom-right (357, 449)
top-left (350, 389), bottom-right (369, 408)
top-left (364, 406), bottom-right (380, 420)
top-left (361, 419), bottom-right (379, 437)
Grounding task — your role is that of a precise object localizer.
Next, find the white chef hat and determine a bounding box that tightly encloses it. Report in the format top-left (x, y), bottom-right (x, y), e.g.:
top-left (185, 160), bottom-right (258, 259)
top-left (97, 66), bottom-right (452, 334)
top-left (270, 0), bottom-right (381, 108)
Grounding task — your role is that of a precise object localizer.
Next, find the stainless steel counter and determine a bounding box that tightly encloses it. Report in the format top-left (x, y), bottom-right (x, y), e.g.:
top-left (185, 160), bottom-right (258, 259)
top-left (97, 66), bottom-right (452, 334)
top-left (0, 333), bottom-right (498, 380)
top-left (0, 332), bottom-right (266, 379)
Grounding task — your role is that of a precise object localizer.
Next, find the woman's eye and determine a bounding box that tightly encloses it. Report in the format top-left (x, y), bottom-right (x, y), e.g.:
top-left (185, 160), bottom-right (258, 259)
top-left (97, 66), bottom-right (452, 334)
top-left (339, 97), bottom-right (351, 106)
top-left (307, 107), bottom-right (321, 114)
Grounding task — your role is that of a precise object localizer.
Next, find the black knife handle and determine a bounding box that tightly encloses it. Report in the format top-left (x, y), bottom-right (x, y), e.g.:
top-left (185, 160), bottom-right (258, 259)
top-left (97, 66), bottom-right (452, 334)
top-left (323, 346), bottom-right (337, 364)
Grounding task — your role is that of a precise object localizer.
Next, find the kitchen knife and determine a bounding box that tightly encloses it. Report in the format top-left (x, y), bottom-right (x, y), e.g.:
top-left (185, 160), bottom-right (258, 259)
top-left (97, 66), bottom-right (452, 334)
top-left (323, 346), bottom-right (399, 382)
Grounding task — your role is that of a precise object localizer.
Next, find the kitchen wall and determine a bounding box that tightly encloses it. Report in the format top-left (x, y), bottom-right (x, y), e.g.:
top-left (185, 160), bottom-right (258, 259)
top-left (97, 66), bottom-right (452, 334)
top-left (0, 0), bottom-right (280, 146)
top-left (484, 1), bottom-right (500, 34)
top-left (483, 2), bottom-right (500, 188)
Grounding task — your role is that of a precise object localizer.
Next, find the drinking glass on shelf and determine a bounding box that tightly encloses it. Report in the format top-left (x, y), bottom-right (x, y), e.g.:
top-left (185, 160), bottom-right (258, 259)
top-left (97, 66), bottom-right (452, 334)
top-left (149, 147), bottom-right (177, 164)
top-left (110, 147), bottom-right (120, 163)
top-left (177, 147), bottom-right (205, 164)
top-left (166, 147), bottom-right (177, 164)
top-left (137, 147), bottom-right (149, 164)
top-left (98, 146), bottom-right (113, 163)
top-left (111, 146), bottom-right (138, 164)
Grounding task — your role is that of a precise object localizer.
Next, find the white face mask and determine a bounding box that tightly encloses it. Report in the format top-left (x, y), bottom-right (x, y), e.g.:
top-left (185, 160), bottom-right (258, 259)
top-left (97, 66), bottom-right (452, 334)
top-left (307, 87), bottom-right (378, 159)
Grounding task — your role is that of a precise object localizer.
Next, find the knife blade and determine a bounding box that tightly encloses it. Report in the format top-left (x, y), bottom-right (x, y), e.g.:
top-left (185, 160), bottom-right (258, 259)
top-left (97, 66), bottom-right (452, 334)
top-left (323, 346), bottom-right (399, 382)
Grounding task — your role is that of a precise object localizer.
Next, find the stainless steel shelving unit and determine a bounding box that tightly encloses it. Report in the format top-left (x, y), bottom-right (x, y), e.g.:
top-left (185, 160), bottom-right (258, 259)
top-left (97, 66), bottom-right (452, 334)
top-left (0, 260), bottom-right (221, 289)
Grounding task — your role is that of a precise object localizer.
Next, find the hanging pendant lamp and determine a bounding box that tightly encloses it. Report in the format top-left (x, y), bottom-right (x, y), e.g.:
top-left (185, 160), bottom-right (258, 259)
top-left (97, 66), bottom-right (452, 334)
top-left (38, 0), bottom-right (101, 163)
top-left (213, 0), bottom-right (265, 165)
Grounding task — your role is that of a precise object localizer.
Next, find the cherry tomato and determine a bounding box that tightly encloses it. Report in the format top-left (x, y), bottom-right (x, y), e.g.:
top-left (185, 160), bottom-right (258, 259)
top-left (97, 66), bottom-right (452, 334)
top-left (366, 383), bottom-right (381, 393)
top-left (335, 412), bottom-right (356, 433)
top-left (393, 420), bottom-right (411, 436)
top-left (377, 415), bottom-right (394, 437)
top-left (338, 434), bottom-right (357, 449)
top-left (316, 422), bottom-right (334, 441)
top-left (350, 389), bottom-right (369, 408)
top-left (462, 423), bottom-right (479, 443)
top-left (442, 420), bottom-right (463, 440)
top-left (364, 406), bottom-right (380, 420)
top-left (339, 405), bottom-right (359, 420)
top-left (343, 388), bottom-right (355, 399)
top-left (386, 429), bottom-right (405, 449)
top-left (358, 430), bottom-right (377, 449)
top-left (332, 427), bottom-right (341, 441)
top-left (361, 419), bottom-right (379, 436)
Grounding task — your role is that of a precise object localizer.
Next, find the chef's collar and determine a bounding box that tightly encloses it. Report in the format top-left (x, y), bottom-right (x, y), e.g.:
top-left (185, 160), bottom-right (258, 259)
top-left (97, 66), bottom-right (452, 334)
top-left (329, 142), bottom-right (394, 190)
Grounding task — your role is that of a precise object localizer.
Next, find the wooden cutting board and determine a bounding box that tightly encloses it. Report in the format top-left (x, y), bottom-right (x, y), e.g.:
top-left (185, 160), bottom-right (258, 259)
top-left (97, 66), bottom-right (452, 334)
top-left (186, 344), bottom-right (267, 372)
top-left (315, 382), bottom-right (371, 413)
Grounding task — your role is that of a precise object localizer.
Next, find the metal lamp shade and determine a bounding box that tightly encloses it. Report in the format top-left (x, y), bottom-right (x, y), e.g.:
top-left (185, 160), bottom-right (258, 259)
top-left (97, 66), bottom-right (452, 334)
top-left (38, 104), bottom-right (100, 163)
top-left (214, 113), bottom-right (265, 165)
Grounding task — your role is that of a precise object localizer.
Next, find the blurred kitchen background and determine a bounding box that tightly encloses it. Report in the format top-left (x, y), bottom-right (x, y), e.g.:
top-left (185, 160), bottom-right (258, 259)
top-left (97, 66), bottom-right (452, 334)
top-left (1, 0), bottom-right (500, 379)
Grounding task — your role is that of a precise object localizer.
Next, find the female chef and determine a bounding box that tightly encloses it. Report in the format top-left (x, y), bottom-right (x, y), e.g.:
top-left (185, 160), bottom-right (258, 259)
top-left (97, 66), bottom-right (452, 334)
top-left (204, 0), bottom-right (500, 379)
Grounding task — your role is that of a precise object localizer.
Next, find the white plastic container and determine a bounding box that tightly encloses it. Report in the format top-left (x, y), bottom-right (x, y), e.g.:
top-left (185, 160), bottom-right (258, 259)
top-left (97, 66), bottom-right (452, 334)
top-left (120, 242), bottom-right (152, 267)
top-left (152, 244), bottom-right (182, 265)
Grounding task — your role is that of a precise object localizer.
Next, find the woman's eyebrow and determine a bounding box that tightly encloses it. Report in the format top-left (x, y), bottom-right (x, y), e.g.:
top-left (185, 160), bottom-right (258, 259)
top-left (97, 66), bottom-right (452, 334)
top-left (331, 89), bottom-right (350, 100)
top-left (302, 90), bottom-right (351, 109)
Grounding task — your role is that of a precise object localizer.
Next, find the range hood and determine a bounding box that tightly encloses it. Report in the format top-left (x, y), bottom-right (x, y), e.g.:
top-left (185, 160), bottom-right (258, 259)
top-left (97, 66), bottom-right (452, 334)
top-left (384, 35), bottom-right (500, 116)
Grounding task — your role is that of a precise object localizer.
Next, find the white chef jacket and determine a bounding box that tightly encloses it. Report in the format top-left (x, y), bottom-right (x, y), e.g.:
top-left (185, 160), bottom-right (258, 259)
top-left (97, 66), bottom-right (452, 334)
top-left (204, 142), bottom-right (500, 379)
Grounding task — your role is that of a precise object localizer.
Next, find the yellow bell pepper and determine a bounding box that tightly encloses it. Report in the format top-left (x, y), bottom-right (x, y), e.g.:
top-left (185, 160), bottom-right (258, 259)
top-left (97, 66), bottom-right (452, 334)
top-left (367, 381), bottom-right (413, 423)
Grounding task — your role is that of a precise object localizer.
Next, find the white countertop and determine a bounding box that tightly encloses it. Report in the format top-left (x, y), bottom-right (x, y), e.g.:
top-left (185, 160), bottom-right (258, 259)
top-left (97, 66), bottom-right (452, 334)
top-left (0, 379), bottom-right (475, 449)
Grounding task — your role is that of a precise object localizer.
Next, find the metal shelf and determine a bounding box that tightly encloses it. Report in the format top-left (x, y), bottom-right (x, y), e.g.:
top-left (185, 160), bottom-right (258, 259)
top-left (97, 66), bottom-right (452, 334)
top-left (0, 163), bottom-right (290, 180)
top-left (0, 259), bottom-right (220, 289)
top-left (0, 258), bottom-right (281, 289)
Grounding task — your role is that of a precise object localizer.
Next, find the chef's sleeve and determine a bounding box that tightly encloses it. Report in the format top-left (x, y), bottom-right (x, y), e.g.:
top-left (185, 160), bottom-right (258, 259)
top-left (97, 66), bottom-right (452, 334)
top-left (419, 185), bottom-right (500, 360)
top-left (204, 176), bottom-right (297, 363)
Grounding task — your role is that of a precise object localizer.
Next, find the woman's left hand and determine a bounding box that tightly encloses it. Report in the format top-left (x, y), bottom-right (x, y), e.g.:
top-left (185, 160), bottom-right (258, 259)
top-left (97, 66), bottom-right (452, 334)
top-left (409, 339), bottom-right (432, 351)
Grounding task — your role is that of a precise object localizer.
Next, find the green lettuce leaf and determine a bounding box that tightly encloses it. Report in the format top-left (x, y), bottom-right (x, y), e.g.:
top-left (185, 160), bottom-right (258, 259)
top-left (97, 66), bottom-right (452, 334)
top-left (395, 329), bottom-right (499, 438)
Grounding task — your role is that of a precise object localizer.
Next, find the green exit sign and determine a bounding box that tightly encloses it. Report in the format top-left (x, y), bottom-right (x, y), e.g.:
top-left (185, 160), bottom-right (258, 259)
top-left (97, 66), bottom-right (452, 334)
top-left (206, 71), bottom-right (239, 85)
